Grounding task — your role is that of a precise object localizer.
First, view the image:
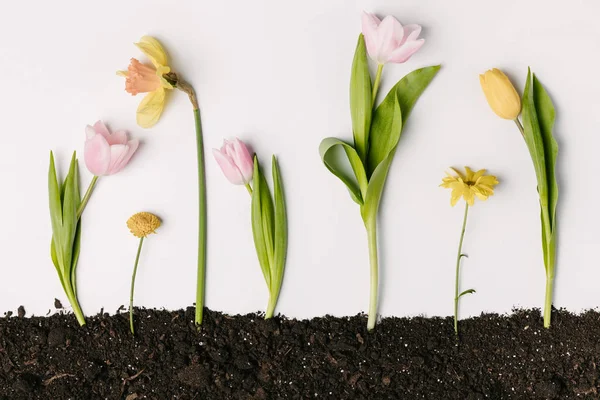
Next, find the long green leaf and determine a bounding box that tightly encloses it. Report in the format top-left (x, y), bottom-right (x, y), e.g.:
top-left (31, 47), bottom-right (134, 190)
top-left (367, 65), bottom-right (441, 176)
top-left (251, 156), bottom-right (274, 289)
top-left (350, 34), bottom-right (372, 163)
top-left (533, 74), bottom-right (558, 231)
top-left (271, 156), bottom-right (287, 303)
top-left (60, 153), bottom-right (79, 280)
top-left (319, 137), bottom-right (368, 204)
top-left (361, 66), bottom-right (441, 223)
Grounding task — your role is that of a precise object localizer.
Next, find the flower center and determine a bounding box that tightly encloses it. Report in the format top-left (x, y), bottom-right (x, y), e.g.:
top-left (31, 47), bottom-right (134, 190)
top-left (125, 58), bottom-right (161, 95)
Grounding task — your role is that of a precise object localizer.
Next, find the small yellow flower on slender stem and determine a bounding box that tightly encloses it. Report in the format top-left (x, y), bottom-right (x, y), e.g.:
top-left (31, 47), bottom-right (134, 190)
top-left (127, 212), bottom-right (161, 335)
top-left (440, 167), bottom-right (499, 336)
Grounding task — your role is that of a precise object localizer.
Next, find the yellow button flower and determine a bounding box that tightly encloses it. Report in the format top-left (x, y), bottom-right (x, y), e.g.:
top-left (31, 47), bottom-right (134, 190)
top-left (118, 36), bottom-right (173, 128)
top-left (441, 167), bottom-right (499, 206)
top-left (127, 212), bottom-right (161, 238)
top-left (479, 68), bottom-right (521, 120)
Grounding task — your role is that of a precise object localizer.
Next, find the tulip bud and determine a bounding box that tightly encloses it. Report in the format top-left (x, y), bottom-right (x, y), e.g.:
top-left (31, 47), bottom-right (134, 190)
top-left (479, 69), bottom-right (522, 120)
top-left (212, 138), bottom-right (254, 185)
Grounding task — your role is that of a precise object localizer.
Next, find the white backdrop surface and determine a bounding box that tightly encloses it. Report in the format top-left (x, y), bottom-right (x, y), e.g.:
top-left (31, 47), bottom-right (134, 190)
top-left (1, 0), bottom-right (598, 321)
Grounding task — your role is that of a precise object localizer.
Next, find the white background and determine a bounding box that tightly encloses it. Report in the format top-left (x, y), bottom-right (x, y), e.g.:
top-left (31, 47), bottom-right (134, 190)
top-left (1, 0), bottom-right (598, 322)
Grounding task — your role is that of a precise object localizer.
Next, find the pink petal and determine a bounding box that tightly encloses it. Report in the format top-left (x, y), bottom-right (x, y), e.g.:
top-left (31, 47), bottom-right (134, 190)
top-left (106, 129), bottom-right (129, 145)
top-left (105, 144), bottom-right (130, 175)
top-left (387, 39), bottom-right (425, 63)
top-left (376, 16), bottom-right (404, 64)
top-left (402, 24), bottom-right (422, 44)
top-left (213, 148), bottom-right (245, 185)
top-left (85, 125), bottom-right (96, 139)
top-left (231, 139), bottom-right (254, 183)
top-left (361, 11), bottom-right (381, 61)
top-left (84, 134), bottom-right (111, 176)
top-left (93, 121), bottom-right (111, 140)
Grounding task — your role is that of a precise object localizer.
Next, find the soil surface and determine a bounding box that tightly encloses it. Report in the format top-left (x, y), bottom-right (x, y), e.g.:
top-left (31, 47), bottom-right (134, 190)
top-left (1, 306), bottom-right (600, 399)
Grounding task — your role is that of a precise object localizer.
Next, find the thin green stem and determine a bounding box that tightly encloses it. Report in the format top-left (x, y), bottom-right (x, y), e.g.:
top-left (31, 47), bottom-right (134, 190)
top-left (366, 218), bottom-right (378, 331)
top-left (371, 64), bottom-right (384, 106)
top-left (77, 176), bottom-right (99, 218)
top-left (454, 203), bottom-right (469, 335)
top-left (514, 118), bottom-right (525, 137)
top-left (193, 107), bottom-right (208, 328)
top-left (129, 237), bottom-right (144, 335)
top-left (66, 285), bottom-right (86, 326)
top-left (265, 291), bottom-right (279, 319)
top-left (543, 241), bottom-right (556, 328)
top-left (245, 183), bottom-right (253, 196)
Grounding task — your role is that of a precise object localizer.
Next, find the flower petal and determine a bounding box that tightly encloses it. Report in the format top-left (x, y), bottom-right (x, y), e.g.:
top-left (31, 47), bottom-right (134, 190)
top-left (136, 88), bottom-right (166, 128)
top-left (401, 24), bottom-right (422, 44)
top-left (387, 39), bottom-right (424, 63)
top-left (231, 139), bottom-right (254, 183)
top-left (93, 121), bottom-right (111, 140)
top-left (107, 130), bottom-right (129, 145)
top-left (361, 11), bottom-right (381, 61)
top-left (376, 16), bottom-right (404, 63)
top-left (213, 148), bottom-right (245, 185)
top-left (105, 144), bottom-right (130, 175)
top-left (84, 134), bottom-right (111, 176)
top-left (135, 36), bottom-right (168, 68)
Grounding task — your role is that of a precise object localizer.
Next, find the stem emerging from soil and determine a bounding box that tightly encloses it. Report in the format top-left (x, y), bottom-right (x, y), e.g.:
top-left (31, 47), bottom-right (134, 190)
top-left (366, 217), bottom-right (379, 331)
top-left (454, 203), bottom-right (469, 335)
top-left (130, 237), bottom-right (144, 335)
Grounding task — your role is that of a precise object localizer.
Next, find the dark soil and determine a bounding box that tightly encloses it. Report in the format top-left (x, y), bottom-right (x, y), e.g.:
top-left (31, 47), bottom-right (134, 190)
top-left (1, 307), bottom-right (600, 400)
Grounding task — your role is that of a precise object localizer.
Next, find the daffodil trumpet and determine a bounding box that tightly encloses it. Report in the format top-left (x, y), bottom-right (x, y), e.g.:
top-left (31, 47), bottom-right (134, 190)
top-left (480, 68), bottom-right (558, 328)
top-left (441, 167), bottom-right (499, 335)
top-left (119, 36), bottom-right (208, 328)
top-left (319, 12), bottom-right (439, 331)
top-left (127, 212), bottom-right (161, 335)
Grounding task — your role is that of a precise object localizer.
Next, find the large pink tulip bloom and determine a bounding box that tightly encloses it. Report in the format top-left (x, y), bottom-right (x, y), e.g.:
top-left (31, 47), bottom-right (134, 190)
top-left (84, 121), bottom-right (139, 176)
top-left (213, 138), bottom-right (254, 185)
top-left (361, 11), bottom-right (425, 65)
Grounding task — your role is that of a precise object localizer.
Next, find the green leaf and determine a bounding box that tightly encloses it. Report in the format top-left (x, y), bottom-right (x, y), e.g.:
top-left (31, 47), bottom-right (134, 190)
top-left (251, 156), bottom-right (275, 290)
top-left (367, 65), bottom-right (441, 176)
top-left (271, 156), bottom-right (287, 303)
top-left (319, 137), bottom-right (368, 205)
top-left (350, 34), bottom-right (372, 163)
top-left (458, 289), bottom-right (476, 298)
top-left (361, 66), bottom-right (441, 223)
top-left (60, 153), bottom-right (80, 278)
top-left (70, 220), bottom-right (82, 298)
top-left (533, 74), bottom-right (558, 231)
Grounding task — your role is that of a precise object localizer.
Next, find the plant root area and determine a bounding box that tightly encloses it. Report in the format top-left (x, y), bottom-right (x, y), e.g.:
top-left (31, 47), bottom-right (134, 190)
top-left (1, 307), bottom-right (599, 399)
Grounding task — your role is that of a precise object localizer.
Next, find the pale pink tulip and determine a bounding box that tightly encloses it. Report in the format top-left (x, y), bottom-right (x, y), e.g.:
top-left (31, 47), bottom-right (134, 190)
top-left (84, 121), bottom-right (139, 176)
top-left (213, 138), bottom-right (254, 185)
top-left (361, 11), bottom-right (425, 65)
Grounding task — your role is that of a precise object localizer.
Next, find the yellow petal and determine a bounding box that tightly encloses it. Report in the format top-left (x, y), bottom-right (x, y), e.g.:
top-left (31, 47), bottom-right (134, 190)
top-left (117, 70), bottom-right (129, 77)
top-left (136, 88), bottom-right (166, 128)
top-left (478, 175), bottom-right (499, 187)
top-left (464, 166), bottom-right (476, 182)
top-left (135, 36), bottom-right (168, 68)
top-left (472, 169), bottom-right (486, 182)
top-left (479, 68), bottom-right (521, 120)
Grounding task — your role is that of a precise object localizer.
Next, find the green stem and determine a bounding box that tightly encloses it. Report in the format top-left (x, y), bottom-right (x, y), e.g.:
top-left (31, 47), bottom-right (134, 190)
top-left (543, 241), bottom-right (556, 328)
top-left (245, 183), bottom-right (253, 196)
top-left (129, 237), bottom-right (144, 335)
top-left (193, 108), bottom-right (208, 328)
top-left (66, 285), bottom-right (86, 326)
top-left (514, 118), bottom-right (525, 137)
top-left (265, 289), bottom-right (280, 319)
top-left (77, 176), bottom-right (99, 218)
top-left (371, 64), bottom-right (384, 106)
top-left (454, 203), bottom-right (469, 335)
top-left (366, 217), bottom-right (378, 331)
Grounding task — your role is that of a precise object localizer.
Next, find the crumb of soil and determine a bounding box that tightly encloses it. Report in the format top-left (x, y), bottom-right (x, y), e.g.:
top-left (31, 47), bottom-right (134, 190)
top-left (0, 308), bottom-right (598, 399)
top-left (54, 299), bottom-right (63, 309)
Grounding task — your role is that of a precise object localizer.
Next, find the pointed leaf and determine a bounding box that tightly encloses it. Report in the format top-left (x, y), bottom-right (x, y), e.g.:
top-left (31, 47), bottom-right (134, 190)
top-left (251, 156), bottom-right (274, 289)
top-left (367, 65), bottom-right (441, 175)
top-left (350, 34), bottom-right (372, 163)
top-left (271, 156), bottom-right (287, 303)
top-left (458, 289), bottom-right (476, 298)
top-left (319, 137), bottom-right (368, 204)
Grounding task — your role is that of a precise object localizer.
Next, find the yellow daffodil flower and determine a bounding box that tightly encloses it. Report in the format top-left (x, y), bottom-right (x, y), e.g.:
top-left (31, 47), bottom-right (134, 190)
top-left (118, 36), bottom-right (173, 128)
top-left (479, 68), bottom-right (521, 120)
top-left (441, 167), bottom-right (499, 206)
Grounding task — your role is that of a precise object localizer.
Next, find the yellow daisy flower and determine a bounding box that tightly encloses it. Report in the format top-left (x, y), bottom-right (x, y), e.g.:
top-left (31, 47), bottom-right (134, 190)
top-left (117, 36), bottom-right (173, 128)
top-left (440, 167), bottom-right (499, 206)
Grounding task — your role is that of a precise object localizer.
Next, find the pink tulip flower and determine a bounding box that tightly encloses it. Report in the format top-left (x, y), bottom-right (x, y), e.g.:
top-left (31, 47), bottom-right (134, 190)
top-left (361, 11), bottom-right (425, 65)
top-left (213, 138), bottom-right (254, 185)
top-left (84, 121), bottom-right (139, 176)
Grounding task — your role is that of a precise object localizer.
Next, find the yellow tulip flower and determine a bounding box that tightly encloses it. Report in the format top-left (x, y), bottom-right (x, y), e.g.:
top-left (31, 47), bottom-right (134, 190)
top-left (479, 68), bottom-right (521, 120)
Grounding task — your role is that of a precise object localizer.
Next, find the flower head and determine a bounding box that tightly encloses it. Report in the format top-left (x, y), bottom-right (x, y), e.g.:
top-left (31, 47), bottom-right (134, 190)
top-left (84, 121), bottom-right (139, 176)
top-left (213, 138), bottom-right (254, 185)
top-left (440, 167), bottom-right (499, 206)
top-left (361, 11), bottom-right (425, 65)
top-left (118, 36), bottom-right (173, 128)
top-left (127, 212), bottom-right (161, 238)
top-left (479, 69), bottom-right (521, 120)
